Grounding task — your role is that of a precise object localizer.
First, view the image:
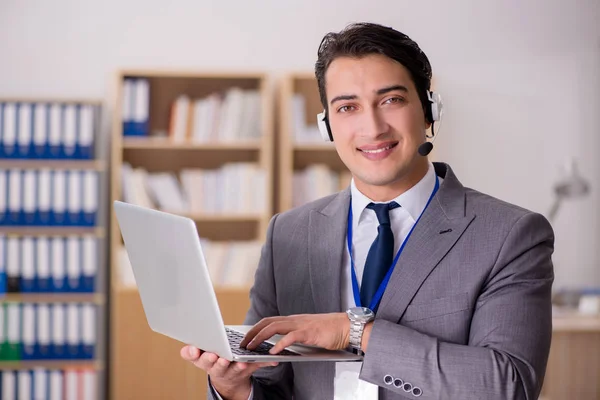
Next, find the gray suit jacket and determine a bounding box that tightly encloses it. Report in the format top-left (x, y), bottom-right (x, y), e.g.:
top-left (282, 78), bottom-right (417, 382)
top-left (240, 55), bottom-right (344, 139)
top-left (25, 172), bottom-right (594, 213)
top-left (209, 162), bottom-right (555, 400)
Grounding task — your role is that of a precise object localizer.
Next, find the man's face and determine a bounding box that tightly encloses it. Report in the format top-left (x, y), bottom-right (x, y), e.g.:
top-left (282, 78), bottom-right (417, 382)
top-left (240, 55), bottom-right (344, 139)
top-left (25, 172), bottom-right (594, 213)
top-left (325, 54), bottom-right (430, 195)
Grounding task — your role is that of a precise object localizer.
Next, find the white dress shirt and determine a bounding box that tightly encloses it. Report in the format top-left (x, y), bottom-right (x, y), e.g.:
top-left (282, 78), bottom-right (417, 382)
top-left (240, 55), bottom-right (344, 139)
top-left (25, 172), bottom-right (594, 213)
top-left (341, 162), bottom-right (441, 311)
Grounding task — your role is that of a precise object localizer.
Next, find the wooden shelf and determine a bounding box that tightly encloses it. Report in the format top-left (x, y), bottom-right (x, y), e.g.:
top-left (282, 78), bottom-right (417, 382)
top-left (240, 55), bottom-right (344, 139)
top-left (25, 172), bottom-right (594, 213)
top-left (0, 293), bottom-right (105, 304)
top-left (110, 70), bottom-right (274, 400)
top-left (0, 227), bottom-right (104, 237)
top-left (120, 69), bottom-right (267, 80)
top-left (114, 284), bottom-right (250, 295)
top-left (0, 160), bottom-right (105, 170)
top-left (0, 360), bottom-right (102, 370)
top-left (123, 138), bottom-right (263, 150)
top-left (293, 143), bottom-right (336, 151)
top-left (178, 212), bottom-right (265, 222)
top-left (553, 313), bottom-right (600, 332)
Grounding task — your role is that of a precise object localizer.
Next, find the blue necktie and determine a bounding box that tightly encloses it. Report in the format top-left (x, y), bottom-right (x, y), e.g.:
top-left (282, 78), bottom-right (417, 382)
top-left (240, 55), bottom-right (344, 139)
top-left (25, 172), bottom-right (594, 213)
top-left (360, 201), bottom-right (400, 310)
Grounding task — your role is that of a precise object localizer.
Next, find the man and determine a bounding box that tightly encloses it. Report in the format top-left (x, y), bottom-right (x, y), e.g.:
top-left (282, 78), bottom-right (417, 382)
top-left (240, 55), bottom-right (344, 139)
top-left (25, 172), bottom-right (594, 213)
top-left (181, 22), bottom-right (554, 400)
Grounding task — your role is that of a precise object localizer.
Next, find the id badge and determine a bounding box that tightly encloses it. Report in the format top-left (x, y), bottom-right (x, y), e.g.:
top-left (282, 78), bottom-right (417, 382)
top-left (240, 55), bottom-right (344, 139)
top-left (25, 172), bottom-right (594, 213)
top-left (334, 362), bottom-right (378, 400)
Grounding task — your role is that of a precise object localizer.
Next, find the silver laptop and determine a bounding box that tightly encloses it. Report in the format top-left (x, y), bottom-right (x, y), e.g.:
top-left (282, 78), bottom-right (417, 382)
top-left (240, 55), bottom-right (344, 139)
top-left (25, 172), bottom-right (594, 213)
top-left (113, 201), bottom-right (362, 363)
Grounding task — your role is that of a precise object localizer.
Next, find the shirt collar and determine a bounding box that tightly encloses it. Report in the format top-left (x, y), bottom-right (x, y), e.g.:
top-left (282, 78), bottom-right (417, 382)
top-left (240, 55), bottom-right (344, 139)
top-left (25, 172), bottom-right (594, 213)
top-left (350, 162), bottom-right (439, 228)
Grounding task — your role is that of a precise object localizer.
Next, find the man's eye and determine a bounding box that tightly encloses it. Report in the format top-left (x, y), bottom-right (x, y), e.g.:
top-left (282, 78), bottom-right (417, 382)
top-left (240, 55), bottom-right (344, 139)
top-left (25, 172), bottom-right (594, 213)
top-left (338, 105), bottom-right (355, 113)
top-left (385, 97), bottom-right (405, 104)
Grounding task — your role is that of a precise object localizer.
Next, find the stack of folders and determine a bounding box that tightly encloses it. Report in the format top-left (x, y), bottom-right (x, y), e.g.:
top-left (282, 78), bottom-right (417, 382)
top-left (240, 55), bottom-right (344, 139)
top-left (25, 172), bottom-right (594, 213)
top-left (0, 102), bottom-right (97, 160)
top-left (0, 302), bottom-right (96, 361)
top-left (121, 78), bottom-right (150, 137)
top-left (0, 168), bottom-right (99, 227)
top-left (0, 235), bottom-right (97, 294)
top-left (1, 368), bottom-right (97, 399)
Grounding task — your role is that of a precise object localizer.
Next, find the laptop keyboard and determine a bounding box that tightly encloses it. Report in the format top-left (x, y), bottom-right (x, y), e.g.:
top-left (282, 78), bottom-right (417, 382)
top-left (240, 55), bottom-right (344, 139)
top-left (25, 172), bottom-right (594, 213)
top-left (226, 328), bottom-right (301, 357)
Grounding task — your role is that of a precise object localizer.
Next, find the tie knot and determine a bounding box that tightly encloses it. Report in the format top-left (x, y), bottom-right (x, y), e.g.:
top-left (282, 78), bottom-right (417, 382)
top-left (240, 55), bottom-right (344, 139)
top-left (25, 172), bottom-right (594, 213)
top-left (367, 201), bottom-right (400, 225)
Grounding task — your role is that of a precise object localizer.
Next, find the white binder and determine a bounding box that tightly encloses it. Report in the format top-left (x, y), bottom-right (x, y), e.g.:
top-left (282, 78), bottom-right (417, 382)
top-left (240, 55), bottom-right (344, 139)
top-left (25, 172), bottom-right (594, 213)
top-left (51, 237), bottom-right (66, 291)
top-left (49, 370), bottom-right (63, 400)
top-left (17, 102), bottom-right (32, 158)
top-left (48, 103), bottom-right (62, 158)
top-left (66, 237), bottom-right (80, 291)
top-left (22, 169), bottom-right (36, 225)
top-left (3, 102), bottom-right (17, 157)
top-left (52, 170), bottom-right (67, 225)
top-left (2, 370), bottom-right (16, 400)
top-left (20, 236), bottom-right (35, 292)
top-left (33, 103), bottom-right (48, 158)
top-left (67, 170), bottom-right (81, 225)
top-left (63, 104), bottom-right (77, 158)
top-left (38, 168), bottom-right (52, 225)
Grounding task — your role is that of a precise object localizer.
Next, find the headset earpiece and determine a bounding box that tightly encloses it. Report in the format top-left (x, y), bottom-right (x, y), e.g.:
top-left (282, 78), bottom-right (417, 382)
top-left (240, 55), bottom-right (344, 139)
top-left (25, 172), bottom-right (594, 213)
top-left (427, 90), bottom-right (443, 122)
top-left (419, 90), bottom-right (444, 157)
top-left (317, 110), bottom-right (333, 142)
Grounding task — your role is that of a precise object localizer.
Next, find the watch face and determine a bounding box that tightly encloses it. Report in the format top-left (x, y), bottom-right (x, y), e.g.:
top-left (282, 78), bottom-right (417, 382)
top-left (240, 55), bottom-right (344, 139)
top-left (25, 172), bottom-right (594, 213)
top-left (348, 307), bottom-right (375, 321)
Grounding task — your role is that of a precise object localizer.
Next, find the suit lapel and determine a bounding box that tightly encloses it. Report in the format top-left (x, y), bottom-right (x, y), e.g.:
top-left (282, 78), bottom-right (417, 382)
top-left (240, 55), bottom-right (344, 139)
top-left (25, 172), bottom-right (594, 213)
top-left (308, 190), bottom-right (350, 314)
top-left (376, 163), bottom-right (476, 322)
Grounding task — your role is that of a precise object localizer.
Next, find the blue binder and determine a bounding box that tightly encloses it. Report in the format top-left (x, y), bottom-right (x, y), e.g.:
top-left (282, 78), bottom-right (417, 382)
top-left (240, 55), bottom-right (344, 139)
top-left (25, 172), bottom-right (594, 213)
top-left (51, 304), bottom-right (66, 360)
top-left (77, 104), bottom-right (95, 159)
top-left (7, 169), bottom-right (22, 225)
top-left (123, 78), bottom-right (149, 137)
top-left (35, 237), bottom-right (52, 293)
top-left (66, 304), bottom-right (80, 359)
top-left (0, 235), bottom-right (6, 295)
top-left (81, 237), bottom-right (96, 293)
top-left (82, 170), bottom-right (98, 227)
top-left (19, 237), bottom-right (36, 293)
top-left (21, 304), bottom-right (36, 360)
top-left (50, 238), bottom-right (67, 293)
top-left (0, 171), bottom-right (6, 225)
top-left (66, 237), bottom-right (81, 293)
top-left (36, 304), bottom-right (52, 360)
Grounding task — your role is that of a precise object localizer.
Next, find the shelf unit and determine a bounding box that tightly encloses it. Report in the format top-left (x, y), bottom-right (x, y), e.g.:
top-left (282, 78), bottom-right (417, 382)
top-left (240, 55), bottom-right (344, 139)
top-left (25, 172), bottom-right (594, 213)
top-left (277, 73), bottom-right (350, 213)
top-left (0, 98), bottom-right (107, 397)
top-left (108, 70), bottom-right (273, 400)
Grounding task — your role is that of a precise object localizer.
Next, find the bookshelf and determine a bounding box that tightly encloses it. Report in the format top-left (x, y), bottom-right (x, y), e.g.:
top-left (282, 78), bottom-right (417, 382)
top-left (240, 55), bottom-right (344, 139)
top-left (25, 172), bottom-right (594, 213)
top-left (0, 98), bottom-right (106, 398)
top-left (278, 73), bottom-right (351, 213)
top-left (108, 70), bottom-right (273, 399)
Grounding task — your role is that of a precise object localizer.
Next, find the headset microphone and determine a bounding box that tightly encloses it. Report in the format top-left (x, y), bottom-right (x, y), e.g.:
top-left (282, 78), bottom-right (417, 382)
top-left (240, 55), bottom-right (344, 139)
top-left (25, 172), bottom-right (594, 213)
top-left (418, 141), bottom-right (434, 156)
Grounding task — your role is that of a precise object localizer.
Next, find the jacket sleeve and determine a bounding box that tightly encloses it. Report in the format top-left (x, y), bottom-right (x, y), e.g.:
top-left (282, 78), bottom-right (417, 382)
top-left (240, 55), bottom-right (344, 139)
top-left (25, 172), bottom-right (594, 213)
top-left (207, 214), bottom-right (294, 400)
top-left (359, 212), bottom-right (555, 400)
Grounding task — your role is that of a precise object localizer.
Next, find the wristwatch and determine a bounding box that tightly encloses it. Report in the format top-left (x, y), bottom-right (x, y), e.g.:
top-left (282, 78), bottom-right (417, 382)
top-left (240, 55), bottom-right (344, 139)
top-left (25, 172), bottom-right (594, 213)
top-left (346, 307), bottom-right (375, 354)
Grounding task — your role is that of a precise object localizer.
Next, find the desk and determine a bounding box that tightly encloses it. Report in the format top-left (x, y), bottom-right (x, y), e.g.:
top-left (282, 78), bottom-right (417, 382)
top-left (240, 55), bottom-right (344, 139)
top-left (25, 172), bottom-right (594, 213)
top-left (541, 313), bottom-right (600, 400)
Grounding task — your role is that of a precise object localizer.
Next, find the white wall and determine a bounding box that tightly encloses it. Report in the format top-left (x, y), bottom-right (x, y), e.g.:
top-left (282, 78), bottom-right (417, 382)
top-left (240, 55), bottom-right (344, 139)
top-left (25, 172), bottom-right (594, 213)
top-left (1, 0), bottom-right (599, 289)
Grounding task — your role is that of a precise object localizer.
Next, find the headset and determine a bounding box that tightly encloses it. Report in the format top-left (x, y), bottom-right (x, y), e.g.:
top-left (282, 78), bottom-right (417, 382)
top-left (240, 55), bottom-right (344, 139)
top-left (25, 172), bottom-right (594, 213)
top-left (316, 90), bottom-right (444, 156)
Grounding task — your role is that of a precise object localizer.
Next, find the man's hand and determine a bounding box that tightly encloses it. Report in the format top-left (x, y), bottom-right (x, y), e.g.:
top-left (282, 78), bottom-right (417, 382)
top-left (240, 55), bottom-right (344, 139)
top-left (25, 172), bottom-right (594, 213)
top-left (239, 313), bottom-right (350, 355)
top-left (180, 345), bottom-right (278, 400)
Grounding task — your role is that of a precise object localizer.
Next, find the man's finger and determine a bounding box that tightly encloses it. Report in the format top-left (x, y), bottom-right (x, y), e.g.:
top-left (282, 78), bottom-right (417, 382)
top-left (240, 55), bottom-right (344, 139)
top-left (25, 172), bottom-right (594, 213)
top-left (180, 345), bottom-right (201, 361)
top-left (240, 317), bottom-right (281, 348)
top-left (246, 321), bottom-right (294, 350)
top-left (270, 331), bottom-right (304, 354)
top-left (247, 362), bottom-right (279, 374)
top-left (193, 352), bottom-right (218, 372)
top-left (208, 357), bottom-right (231, 378)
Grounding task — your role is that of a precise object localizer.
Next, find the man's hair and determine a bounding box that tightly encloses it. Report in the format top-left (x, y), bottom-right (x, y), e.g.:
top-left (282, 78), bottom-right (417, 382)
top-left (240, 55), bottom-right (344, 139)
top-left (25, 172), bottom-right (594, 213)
top-left (314, 22), bottom-right (433, 118)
